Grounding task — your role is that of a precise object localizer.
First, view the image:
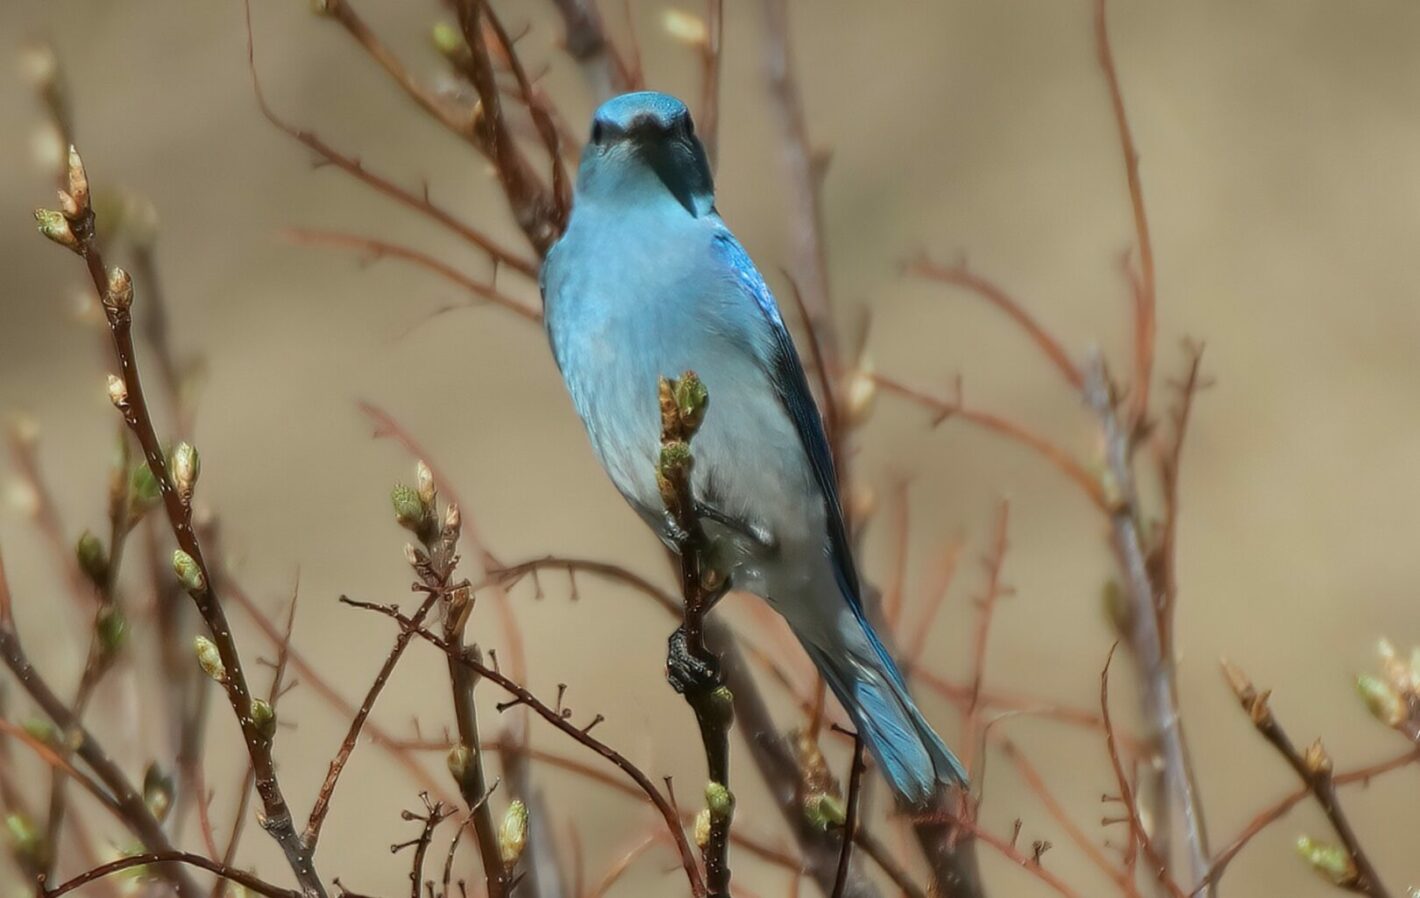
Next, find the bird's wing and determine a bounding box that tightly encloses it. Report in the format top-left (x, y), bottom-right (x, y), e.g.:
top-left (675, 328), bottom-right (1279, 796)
top-left (709, 228), bottom-right (863, 605)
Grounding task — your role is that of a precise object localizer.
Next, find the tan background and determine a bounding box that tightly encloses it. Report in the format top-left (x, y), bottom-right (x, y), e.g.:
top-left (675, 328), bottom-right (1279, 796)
top-left (2, 1), bottom-right (1419, 895)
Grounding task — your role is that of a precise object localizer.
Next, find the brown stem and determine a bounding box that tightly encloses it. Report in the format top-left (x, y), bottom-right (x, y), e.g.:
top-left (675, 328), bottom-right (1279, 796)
top-left (1219, 662), bottom-right (1393, 898)
top-left (41, 852), bottom-right (298, 898)
top-left (0, 628), bottom-right (198, 898)
top-left (342, 598), bottom-right (707, 898)
top-left (302, 590), bottom-right (442, 851)
top-left (1094, 0), bottom-right (1156, 429)
top-left (658, 374), bottom-right (733, 898)
top-left (43, 155), bottom-right (324, 898)
top-left (907, 256), bottom-right (1082, 390)
top-left (828, 735), bottom-right (864, 898)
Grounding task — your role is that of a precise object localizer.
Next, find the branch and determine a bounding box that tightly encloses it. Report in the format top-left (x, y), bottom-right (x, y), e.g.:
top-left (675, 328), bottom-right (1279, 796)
top-left (907, 255), bottom-right (1082, 390)
top-left (243, 3), bottom-right (538, 279)
top-left (0, 628), bottom-right (199, 898)
top-left (1219, 662), bottom-right (1393, 897)
top-left (1086, 355), bottom-right (1210, 895)
top-left (871, 371), bottom-right (1108, 511)
top-left (36, 148), bottom-right (324, 898)
top-left (1094, 0), bottom-right (1156, 427)
top-left (343, 598), bottom-right (707, 898)
top-left (41, 852), bottom-right (299, 898)
top-left (1201, 747), bottom-right (1418, 892)
top-left (761, 0), bottom-right (837, 369)
top-left (283, 229), bottom-right (539, 323)
top-left (657, 372), bottom-right (734, 898)
top-left (828, 734), bottom-right (864, 898)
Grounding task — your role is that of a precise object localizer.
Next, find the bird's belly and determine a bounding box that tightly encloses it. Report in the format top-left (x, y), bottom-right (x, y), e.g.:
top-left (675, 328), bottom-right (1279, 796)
top-left (555, 313), bottom-right (824, 585)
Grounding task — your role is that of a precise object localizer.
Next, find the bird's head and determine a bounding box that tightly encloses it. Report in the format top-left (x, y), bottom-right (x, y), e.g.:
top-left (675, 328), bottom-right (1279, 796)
top-left (575, 91), bottom-right (715, 217)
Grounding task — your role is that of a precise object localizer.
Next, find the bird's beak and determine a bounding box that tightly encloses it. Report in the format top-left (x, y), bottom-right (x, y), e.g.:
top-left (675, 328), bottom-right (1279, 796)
top-left (642, 141), bottom-right (703, 218)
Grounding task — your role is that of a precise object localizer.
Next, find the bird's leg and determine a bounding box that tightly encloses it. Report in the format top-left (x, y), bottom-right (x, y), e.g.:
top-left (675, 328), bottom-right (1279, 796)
top-left (666, 574), bottom-right (731, 695)
top-left (666, 625), bottom-right (720, 695)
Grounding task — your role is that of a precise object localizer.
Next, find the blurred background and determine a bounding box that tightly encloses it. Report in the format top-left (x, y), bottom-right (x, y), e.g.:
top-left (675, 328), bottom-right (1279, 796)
top-left (2, 1), bottom-right (1420, 895)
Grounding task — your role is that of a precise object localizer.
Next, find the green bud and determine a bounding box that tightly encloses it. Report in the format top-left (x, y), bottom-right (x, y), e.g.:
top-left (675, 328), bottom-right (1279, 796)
top-left (803, 792), bottom-right (846, 830)
top-left (431, 22), bottom-right (462, 57)
top-left (172, 549), bottom-right (205, 592)
top-left (1357, 674), bottom-right (1405, 727)
top-left (96, 605), bottom-right (128, 657)
top-left (659, 441), bottom-right (692, 474)
top-left (705, 782), bottom-right (734, 822)
top-left (391, 483), bottom-right (428, 533)
top-left (446, 744), bottom-right (473, 785)
top-left (21, 717), bottom-right (56, 744)
top-left (4, 813), bottom-right (46, 864)
top-left (1101, 579), bottom-right (1131, 635)
top-left (250, 699), bottom-right (276, 739)
top-left (1296, 835), bottom-right (1356, 887)
top-left (194, 635), bottom-right (225, 682)
top-left (76, 530), bottom-right (108, 587)
top-left (673, 372), bottom-right (709, 433)
top-left (34, 208), bottom-right (78, 250)
top-left (498, 800), bottom-right (528, 868)
top-left (105, 267), bottom-right (133, 312)
top-left (171, 441), bottom-right (199, 500)
top-left (143, 763), bottom-right (174, 824)
top-left (693, 808), bottom-right (711, 848)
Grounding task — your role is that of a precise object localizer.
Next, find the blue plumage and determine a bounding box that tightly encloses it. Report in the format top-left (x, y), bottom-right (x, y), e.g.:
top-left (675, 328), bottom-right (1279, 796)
top-left (542, 91), bottom-right (965, 804)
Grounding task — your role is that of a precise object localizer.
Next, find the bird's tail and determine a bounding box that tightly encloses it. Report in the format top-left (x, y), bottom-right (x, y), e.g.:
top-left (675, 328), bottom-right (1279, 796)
top-left (802, 619), bottom-right (967, 806)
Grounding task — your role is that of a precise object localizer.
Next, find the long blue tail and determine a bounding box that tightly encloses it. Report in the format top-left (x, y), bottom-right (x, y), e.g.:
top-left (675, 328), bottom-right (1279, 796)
top-left (803, 622), bottom-right (967, 806)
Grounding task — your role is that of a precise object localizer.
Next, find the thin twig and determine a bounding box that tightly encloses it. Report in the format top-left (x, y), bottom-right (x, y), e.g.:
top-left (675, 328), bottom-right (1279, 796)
top-left (907, 256), bottom-right (1082, 390)
top-left (283, 229), bottom-right (538, 323)
top-left (829, 734), bottom-right (865, 898)
top-left (1218, 661), bottom-right (1393, 898)
top-left (343, 597), bottom-right (707, 898)
top-left (872, 371), bottom-right (1108, 511)
top-left (1094, 0), bottom-right (1155, 428)
top-left (40, 852), bottom-right (299, 898)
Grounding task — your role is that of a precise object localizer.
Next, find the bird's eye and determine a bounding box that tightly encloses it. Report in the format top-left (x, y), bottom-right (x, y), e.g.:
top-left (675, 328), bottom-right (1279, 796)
top-left (591, 121), bottom-right (605, 145)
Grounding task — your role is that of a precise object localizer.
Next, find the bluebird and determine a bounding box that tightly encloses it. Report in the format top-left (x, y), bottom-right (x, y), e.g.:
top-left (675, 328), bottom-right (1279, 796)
top-left (542, 91), bottom-right (966, 805)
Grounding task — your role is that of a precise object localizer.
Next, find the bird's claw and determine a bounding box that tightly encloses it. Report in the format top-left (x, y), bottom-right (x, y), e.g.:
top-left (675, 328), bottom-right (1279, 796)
top-left (667, 626), bottom-right (720, 695)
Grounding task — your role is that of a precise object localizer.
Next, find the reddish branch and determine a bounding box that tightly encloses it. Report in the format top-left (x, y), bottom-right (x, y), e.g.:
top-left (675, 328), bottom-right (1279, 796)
top-left (243, 3), bottom-right (537, 279)
top-left (1218, 662), bottom-right (1393, 898)
top-left (871, 371), bottom-right (1109, 511)
top-left (1202, 747), bottom-right (1418, 889)
top-left (283, 229), bottom-right (539, 322)
top-left (40, 852), bottom-right (298, 898)
top-left (0, 628), bottom-right (199, 898)
top-left (343, 597), bottom-right (708, 898)
top-left (1094, 0), bottom-right (1156, 429)
top-left (908, 256), bottom-right (1083, 390)
top-left (1100, 647), bottom-right (1186, 898)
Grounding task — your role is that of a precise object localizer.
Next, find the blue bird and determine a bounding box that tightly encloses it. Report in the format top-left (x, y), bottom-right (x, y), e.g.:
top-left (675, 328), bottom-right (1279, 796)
top-left (542, 91), bottom-right (966, 805)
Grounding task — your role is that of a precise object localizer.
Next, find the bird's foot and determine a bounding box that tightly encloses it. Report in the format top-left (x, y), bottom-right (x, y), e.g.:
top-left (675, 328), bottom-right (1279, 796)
top-left (667, 626), bottom-right (720, 695)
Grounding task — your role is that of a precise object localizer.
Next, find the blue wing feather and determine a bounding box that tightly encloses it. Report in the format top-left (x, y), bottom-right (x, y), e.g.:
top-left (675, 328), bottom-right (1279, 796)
top-left (709, 230), bottom-right (864, 600)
